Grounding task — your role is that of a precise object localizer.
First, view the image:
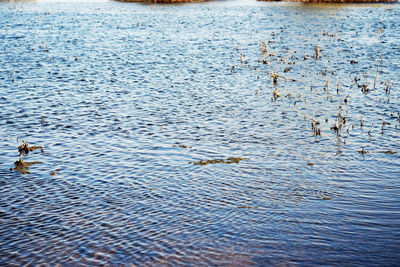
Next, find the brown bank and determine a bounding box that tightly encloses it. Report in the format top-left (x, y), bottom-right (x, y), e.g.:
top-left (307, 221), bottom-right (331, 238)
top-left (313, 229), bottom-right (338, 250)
top-left (115, 0), bottom-right (207, 2)
top-left (259, 0), bottom-right (397, 2)
top-left (114, 0), bottom-right (397, 4)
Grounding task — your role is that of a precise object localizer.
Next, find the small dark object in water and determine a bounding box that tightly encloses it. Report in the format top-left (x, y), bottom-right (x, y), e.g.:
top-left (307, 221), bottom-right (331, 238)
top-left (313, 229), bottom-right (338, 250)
top-left (18, 140), bottom-right (44, 155)
top-left (361, 83), bottom-right (369, 93)
top-left (331, 124), bottom-right (339, 133)
top-left (315, 46), bottom-right (320, 59)
top-left (284, 67), bottom-right (292, 73)
top-left (380, 150), bottom-right (397, 154)
top-left (10, 157), bottom-right (42, 174)
top-left (307, 163), bottom-right (315, 166)
top-left (311, 119), bottom-right (321, 136)
top-left (368, 124), bottom-right (373, 135)
top-left (272, 71), bottom-right (278, 85)
top-left (350, 60), bottom-right (358, 64)
top-left (226, 157), bottom-right (244, 164)
top-left (173, 144), bottom-right (191, 149)
top-left (190, 159), bottom-right (224, 166)
top-left (322, 32), bottom-right (335, 37)
top-left (358, 148), bottom-right (369, 155)
top-left (273, 88), bottom-right (280, 100)
top-left (189, 157), bottom-right (245, 166)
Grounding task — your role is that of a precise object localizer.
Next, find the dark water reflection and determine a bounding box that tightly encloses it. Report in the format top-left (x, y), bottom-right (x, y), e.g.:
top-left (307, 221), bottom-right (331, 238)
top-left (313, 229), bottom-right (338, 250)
top-left (1, 1), bottom-right (399, 265)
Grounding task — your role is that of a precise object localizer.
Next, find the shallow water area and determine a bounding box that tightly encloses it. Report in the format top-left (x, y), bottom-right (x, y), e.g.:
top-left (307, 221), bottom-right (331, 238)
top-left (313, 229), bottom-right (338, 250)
top-left (1, 0), bottom-right (400, 265)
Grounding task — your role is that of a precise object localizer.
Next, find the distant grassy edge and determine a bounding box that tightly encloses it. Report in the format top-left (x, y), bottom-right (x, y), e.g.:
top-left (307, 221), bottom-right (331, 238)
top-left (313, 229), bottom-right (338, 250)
top-left (258, 0), bottom-right (397, 3)
top-left (114, 0), bottom-right (208, 2)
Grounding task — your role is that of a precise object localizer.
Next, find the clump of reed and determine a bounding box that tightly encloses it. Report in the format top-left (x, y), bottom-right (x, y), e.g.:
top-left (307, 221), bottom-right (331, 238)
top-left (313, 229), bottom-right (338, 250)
top-left (18, 140), bottom-right (43, 155)
top-left (231, 27), bottom-right (398, 161)
top-left (311, 118), bottom-right (321, 136)
top-left (10, 140), bottom-right (44, 174)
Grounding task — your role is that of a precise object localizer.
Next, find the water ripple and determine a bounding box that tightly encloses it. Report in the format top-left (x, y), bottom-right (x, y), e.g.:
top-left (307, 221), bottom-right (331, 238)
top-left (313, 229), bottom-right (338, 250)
top-left (1, 1), bottom-right (400, 266)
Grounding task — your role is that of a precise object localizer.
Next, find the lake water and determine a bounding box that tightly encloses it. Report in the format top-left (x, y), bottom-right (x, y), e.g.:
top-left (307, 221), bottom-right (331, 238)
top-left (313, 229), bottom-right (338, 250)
top-left (0, 0), bottom-right (399, 265)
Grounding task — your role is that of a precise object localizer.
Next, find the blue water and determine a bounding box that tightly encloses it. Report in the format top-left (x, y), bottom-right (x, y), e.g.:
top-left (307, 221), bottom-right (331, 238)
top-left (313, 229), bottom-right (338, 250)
top-left (0, 0), bottom-right (399, 265)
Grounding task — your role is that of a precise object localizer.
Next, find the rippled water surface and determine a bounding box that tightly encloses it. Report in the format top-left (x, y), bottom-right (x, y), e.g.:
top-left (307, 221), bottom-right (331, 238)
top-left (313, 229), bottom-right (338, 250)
top-left (1, 0), bottom-right (400, 265)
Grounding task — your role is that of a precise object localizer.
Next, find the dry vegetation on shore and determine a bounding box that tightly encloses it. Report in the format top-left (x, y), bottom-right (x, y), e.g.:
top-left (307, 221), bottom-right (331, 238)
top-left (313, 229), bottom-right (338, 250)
top-left (114, 0), bottom-right (398, 3)
top-left (115, 0), bottom-right (208, 3)
top-left (258, 0), bottom-right (397, 3)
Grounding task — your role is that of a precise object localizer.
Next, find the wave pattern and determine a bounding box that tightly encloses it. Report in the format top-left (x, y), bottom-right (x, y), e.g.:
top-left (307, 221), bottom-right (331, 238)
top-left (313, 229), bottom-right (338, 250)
top-left (0, 1), bottom-right (400, 266)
